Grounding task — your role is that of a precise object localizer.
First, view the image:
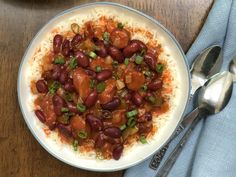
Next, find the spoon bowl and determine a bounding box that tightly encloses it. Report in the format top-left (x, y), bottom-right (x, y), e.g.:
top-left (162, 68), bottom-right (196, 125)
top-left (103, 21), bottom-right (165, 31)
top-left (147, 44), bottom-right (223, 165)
top-left (198, 71), bottom-right (233, 114)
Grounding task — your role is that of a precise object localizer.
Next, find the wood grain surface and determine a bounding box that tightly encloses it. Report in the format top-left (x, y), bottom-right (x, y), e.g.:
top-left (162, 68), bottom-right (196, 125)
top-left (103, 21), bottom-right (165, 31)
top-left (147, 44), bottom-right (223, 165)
top-left (0, 0), bottom-right (213, 177)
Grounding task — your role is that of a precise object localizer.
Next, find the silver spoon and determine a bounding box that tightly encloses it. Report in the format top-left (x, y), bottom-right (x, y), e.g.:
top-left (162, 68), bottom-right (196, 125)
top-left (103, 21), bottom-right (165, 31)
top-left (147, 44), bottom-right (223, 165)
top-left (149, 45), bottom-right (222, 170)
top-left (156, 71), bottom-right (233, 177)
top-left (229, 56), bottom-right (236, 82)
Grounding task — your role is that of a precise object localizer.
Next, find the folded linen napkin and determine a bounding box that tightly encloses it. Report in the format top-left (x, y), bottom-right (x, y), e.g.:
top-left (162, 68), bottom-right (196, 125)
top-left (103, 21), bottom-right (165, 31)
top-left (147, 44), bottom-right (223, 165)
top-left (124, 0), bottom-right (236, 177)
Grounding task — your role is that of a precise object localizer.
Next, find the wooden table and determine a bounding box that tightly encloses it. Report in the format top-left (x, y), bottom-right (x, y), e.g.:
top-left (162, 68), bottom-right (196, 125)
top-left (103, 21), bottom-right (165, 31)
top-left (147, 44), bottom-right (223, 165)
top-left (0, 0), bottom-right (213, 176)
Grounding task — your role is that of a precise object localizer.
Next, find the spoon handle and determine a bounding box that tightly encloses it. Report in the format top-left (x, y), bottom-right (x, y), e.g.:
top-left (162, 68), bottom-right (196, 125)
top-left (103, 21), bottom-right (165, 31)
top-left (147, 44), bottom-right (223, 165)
top-left (149, 107), bottom-right (199, 170)
top-left (155, 108), bottom-right (201, 177)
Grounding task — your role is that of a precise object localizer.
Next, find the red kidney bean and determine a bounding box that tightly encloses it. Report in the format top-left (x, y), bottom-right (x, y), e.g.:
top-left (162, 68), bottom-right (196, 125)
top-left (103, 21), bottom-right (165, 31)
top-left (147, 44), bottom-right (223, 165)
top-left (110, 29), bottom-right (130, 49)
top-left (95, 40), bottom-right (108, 58)
top-left (104, 127), bottom-right (122, 138)
top-left (53, 105), bottom-right (63, 116)
top-left (108, 46), bottom-right (124, 63)
top-left (84, 69), bottom-right (97, 79)
top-left (131, 92), bottom-right (143, 106)
top-left (71, 34), bottom-right (83, 48)
top-left (57, 124), bottom-right (72, 137)
top-left (67, 102), bottom-right (78, 113)
top-left (59, 70), bottom-right (68, 84)
top-left (51, 65), bottom-right (61, 80)
top-left (95, 133), bottom-right (106, 148)
top-left (96, 69), bottom-right (112, 81)
top-left (131, 39), bottom-right (147, 51)
top-left (101, 98), bottom-right (121, 110)
top-left (36, 80), bottom-right (48, 93)
top-left (86, 113), bottom-right (103, 131)
top-left (35, 110), bottom-right (46, 123)
top-left (137, 112), bottom-right (152, 123)
top-left (112, 144), bottom-right (124, 160)
top-left (53, 34), bottom-right (63, 54)
top-left (52, 94), bottom-right (66, 107)
top-left (148, 79), bottom-right (162, 91)
top-left (138, 122), bottom-right (153, 134)
top-left (84, 90), bottom-right (98, 108)
top-left (62, 39), bottom-right (70, 57)
top-left (105, 137), bottom-right (121, 145)
top-left (144, 53), bottom-right (157, 70)
top-left (74, 50), bottom-right (89, 68)
top-left (123, 42), bottom-right (140, 58)
top-left (64, 81), bottom-right (75, 92)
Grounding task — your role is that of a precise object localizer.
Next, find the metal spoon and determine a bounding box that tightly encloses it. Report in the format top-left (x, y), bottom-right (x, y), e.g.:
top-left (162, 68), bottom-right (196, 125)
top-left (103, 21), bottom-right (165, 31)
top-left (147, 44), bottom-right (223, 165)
top-left (156, 71), bottom-right (233, 177)
top-left (190, 45), bottom-right (222, 95)
top-left (149, 45), bottom-right (222, 170)
top-left (229, 56), bottom-right (236, 82)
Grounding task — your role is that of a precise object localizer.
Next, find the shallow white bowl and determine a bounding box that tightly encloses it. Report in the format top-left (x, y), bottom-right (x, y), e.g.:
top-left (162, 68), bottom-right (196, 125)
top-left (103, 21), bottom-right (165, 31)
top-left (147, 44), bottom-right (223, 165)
top-left (17, 2), bottom-right (190, 172)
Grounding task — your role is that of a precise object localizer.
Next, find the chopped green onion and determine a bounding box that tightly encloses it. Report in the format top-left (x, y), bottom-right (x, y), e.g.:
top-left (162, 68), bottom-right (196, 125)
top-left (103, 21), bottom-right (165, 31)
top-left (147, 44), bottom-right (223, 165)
top-left (69, 57), bottom-right (78, 69)
top-left (103, 32), bottom-right (110, 44)
top-left (48, 81), bottom-right (60, 94)
top-left (72, 140), bottom-right (78, 151)
top-left (78, 130), bottom-right (87, 139)
top-left (148, 96), bottom-right (156, 104)
top-left (135, 55), bottom-right (143, 65)
top-left (112, 61), bottom-right (119, 68)
top-left (120, 124), bottom-right (127, 131)
top-left (96, 82), bottom-right (106, 93)
top-left (95, 65), bottom-right (102, 72)
top-left (90, 79), bottom-right (96, 89)
top-left (77, 103), bottom-right (86, 113)
top-left (140, 135), bottom-right (148, 144)
top-left (127, 117), bottom-right (136, 128)
top-left (92, 45), bottom-right (100, 51)
top-left (124, 58), bottom-right (129, 66)
top-left (61, 107), bottom-right (69, 113)
top-left (156, 63), bottom-right (164, 73)
top-left (89, 51), bottom-right (97, 59)
top-left (126, 109), bottom-right (138, 118)
top-left (117, 22), bottom-right (124, 29)
top-left (64, 92), bottom-right (73, 102)
top-left (144, 70), bottom-right (152, 77)
top-left (140, 48), bottom-right (146, 56)
top-left (141, 85), bottom-right (148, 91)
top-left (54, 56), bottom-right (65, 65)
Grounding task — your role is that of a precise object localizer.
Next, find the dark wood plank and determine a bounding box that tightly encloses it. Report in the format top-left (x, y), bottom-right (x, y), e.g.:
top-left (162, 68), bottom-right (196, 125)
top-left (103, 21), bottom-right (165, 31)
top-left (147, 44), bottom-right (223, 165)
top-left (0, 0), bottom-right (213, 177)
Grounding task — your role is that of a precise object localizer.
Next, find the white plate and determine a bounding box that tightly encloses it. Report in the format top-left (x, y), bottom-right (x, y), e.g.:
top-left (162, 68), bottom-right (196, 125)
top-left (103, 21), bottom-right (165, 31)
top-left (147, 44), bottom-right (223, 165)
top-left (17, 2), bottom-right (190, 172)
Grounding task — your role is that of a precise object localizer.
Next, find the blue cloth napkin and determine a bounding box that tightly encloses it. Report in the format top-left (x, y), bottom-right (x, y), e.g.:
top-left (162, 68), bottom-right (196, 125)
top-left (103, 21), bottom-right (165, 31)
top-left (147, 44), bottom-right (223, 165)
top-left (124, 0), bottom-right (236, 177)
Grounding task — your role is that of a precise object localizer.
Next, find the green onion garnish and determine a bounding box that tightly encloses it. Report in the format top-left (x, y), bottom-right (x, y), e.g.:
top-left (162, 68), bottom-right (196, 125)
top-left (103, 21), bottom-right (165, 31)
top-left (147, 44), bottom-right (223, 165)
top-left (95, 65), bottom-right (102, 72)
top-left (89, 51), bottom-right (97, 59)
top-left (144, 70), bottom-right (152, 77)
top-left (124, 58), bottom-right (129, 66)
top-left (117, 22), bottom-right (124, 29)
top-left (64, 92), bottom-right (73, 102)
top-left (61, 107), bottom-right (69, 113)
top-left (126, 109), bottom-right (138, 118)
top-left (112, 61), bottom-right (119, 68)
top-left (48, 81), bottom-right (60, 94)
top-left (141, 85), bottom-right (148, 91)
top-left (140, 48), bottom-right (146, 56)
top-left (156, 63), bottom-right (164, 73)
top-left (54, 56), bottom-right (65, 65)
top-left (140, 135), bottom-right (148, 144)
top-left (96, 82), bottom-right (106, 93)
top-left (78, 130), bottom-right (87, 139)
top-left (127, 117), bottom-right (136, 128)
top-left (135, 55), bottom-right (143, 65)
top-left (72, 139), bottom-right (78, 151)
top-left (148, 96), bottom-right (156, 104)
top-left (76, 103), bottom-right (86, 113)
top-left (90, 79), bottom-right (96, 89)
top-left (69, 57), bottom-right (77, 69)
top-left (120, 124), bottom-right (127, 131)
top-left (103, 32), bottom-right (110, 44)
